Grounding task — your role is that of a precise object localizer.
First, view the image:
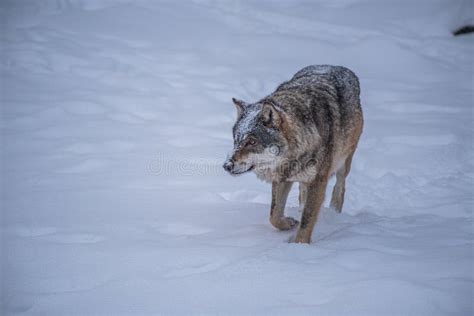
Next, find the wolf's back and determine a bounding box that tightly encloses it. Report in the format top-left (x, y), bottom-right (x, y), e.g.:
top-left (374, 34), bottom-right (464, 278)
top-left (290, 65), bottom-right (361, 110)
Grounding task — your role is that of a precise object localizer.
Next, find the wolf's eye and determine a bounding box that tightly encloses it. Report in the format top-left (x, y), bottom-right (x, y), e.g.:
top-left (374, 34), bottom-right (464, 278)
top-left (247, 137), bottom-right (257, 146)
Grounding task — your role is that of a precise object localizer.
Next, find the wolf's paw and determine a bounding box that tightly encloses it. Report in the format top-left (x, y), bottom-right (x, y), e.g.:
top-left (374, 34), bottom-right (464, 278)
top-left (270, 216), bottom-right (299, 231)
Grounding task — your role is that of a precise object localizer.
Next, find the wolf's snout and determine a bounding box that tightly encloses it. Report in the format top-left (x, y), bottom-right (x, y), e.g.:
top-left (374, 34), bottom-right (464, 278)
top-left (223, 159), bottom-right (234, 173)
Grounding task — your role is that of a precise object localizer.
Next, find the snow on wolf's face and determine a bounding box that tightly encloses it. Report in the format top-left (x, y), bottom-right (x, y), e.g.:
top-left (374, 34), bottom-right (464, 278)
top-left (223, 99), bottom-right (287, 176)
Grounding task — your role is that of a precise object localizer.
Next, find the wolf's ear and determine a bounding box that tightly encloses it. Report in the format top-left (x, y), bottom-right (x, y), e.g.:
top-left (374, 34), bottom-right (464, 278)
top-left (232, 98), bottom-right (247, 118)
top-left (261, 102), bottom-right (281, 128)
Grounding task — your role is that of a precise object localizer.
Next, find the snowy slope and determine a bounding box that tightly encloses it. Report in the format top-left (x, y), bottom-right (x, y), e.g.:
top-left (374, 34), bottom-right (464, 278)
top-left (1, 0), bottom-right (473, 315)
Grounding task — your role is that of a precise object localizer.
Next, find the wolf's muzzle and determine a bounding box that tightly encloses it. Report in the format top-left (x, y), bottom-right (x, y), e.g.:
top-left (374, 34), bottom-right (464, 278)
top-left (223, 158), bottom-right (254, 175)
top-left (223, 159), bottom-right (234, 173)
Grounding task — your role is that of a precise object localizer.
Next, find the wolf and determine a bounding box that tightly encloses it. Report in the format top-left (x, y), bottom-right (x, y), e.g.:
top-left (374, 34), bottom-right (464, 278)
top-left (223, 65), bottom-right (363, 244)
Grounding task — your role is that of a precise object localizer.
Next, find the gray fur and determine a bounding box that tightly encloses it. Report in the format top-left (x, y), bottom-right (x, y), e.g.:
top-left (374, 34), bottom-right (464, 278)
top-left (224, 65), bottom-right (363, 243)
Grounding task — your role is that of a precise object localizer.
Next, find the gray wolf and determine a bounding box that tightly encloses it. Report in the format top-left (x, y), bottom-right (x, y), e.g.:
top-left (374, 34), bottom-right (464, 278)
top-left (223, 65), bottom-right (363, 243)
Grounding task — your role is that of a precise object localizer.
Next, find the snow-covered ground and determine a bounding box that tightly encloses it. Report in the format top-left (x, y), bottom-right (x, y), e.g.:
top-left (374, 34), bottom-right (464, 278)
top-left (1, 0), bottom-right (473, 314)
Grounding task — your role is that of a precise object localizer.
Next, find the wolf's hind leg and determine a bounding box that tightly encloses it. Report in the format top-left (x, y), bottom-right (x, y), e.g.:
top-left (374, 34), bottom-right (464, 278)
top-left (330, 152), bottom-right (354, 213)
top-left (298, 183), bottom-right (307, 213)
top-left (269, 181), bottom-right (298, 230)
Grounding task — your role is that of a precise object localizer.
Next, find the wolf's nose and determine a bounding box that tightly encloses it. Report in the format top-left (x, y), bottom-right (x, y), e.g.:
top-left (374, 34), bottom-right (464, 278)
top-left (223, 160), bottom-right (234, 173)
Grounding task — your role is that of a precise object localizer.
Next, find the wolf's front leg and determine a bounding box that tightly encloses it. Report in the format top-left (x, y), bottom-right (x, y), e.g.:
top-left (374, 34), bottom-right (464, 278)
top-left (293, 174), bottom-right (329, 243)
top-left (269, 181), bottom-right (298, 230)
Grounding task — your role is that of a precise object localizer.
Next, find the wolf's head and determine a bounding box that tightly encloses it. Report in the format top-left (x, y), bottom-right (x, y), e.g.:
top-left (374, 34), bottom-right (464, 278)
top-left (223, 98), bottom-right (289, 176)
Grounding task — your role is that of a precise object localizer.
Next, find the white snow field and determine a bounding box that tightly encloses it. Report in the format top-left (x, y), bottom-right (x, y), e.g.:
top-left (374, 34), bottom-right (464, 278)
top-left (1, 0), bottom-right (473, 315)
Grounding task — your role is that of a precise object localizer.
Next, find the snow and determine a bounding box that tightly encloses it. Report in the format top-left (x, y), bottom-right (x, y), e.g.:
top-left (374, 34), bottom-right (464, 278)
top-left (1, 0), bottom-right (473, 315)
